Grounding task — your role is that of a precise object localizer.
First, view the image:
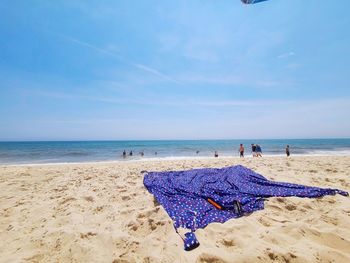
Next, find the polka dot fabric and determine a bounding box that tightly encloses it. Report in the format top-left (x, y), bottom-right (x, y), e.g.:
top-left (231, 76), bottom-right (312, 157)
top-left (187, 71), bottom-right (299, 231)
top-left (143, 165), bottom-right (348, 249)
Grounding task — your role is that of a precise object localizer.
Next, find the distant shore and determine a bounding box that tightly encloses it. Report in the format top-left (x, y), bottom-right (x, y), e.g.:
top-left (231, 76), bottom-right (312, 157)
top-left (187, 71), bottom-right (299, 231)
top-left (1, 155), bottom-right (349, 262)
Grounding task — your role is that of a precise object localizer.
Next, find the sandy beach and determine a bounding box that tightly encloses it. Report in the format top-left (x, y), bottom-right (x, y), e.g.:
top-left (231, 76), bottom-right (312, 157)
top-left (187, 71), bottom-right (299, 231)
top-left (0, 156), bottom-right (349, 263)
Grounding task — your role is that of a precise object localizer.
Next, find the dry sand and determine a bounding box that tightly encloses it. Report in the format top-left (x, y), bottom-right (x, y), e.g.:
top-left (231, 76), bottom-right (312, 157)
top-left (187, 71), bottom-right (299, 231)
top-left (0, 156), bottom-right (349, 263)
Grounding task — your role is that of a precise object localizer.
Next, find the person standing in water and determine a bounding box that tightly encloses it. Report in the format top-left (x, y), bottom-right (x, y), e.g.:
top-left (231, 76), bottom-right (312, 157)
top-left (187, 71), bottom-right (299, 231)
top-left (214, 151), bottom-right (219, 158)
top-left (286, 145), bottom-right (290, 157)
top-left (239, 144), bottom-right (244, 158)
top-left (256, 144), bottom-right (262, 157)
top-left (122, 150), bottom-right (126, 158)
top-left (251, 144), bottom-right (256, 157)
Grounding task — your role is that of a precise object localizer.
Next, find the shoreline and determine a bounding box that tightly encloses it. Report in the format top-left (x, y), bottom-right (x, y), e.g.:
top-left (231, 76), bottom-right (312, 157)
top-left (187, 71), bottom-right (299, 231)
top-left (2, 153), bottom-right (350, 167)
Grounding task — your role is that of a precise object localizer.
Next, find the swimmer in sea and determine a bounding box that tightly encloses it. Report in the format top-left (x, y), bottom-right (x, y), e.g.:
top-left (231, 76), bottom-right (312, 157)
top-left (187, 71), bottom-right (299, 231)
top-left (286, 145), bottom-right (290, 157)
top-left (251, 144), bottom-right (256, 157)
top-left (239, 144), bottom-right (244, 158)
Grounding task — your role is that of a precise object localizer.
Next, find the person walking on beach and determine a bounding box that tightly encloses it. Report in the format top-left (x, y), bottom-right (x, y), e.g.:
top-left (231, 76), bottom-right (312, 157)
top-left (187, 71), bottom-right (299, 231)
top-left (239, 144), bottom-right (244, 158)
top-left (256, 144), bottom-right (262, 157)
top-left (286, 145), bottom-right (290, 157)
top-left (251, 144), bottom-right (256, 157)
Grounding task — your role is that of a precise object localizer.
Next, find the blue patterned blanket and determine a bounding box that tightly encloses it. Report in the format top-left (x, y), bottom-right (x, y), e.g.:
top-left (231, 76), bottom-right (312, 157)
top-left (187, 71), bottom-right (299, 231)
top-left (143, 165), bottom-right (348, 250)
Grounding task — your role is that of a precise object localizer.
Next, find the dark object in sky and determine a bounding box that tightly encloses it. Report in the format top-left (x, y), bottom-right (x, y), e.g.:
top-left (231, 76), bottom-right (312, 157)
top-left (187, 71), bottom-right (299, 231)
top-left (241, 0), bottom-right (269, 4)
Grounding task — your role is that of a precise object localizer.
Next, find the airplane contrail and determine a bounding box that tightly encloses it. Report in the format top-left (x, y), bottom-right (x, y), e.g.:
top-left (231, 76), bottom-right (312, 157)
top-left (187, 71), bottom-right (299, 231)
top-left (56, 32), bottom-right (181, 84)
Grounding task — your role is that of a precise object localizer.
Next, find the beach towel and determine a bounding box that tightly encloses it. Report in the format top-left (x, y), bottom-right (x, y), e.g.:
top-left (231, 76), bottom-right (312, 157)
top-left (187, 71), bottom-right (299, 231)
top-left (143, 165), bottom-right (348, 250)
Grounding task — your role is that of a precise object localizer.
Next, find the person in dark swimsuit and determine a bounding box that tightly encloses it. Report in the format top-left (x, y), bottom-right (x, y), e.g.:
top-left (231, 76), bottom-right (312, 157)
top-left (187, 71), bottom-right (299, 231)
top-left (286, 145), bottom-right (290, 157)
top-left (214, 151), bottom-right (219, 158)
top-left (255, 144), bottom-right (262, 157)
top-left (239, 144), bottom-right (244, 158)
top-left (251, 144), bottom-right (256, 157)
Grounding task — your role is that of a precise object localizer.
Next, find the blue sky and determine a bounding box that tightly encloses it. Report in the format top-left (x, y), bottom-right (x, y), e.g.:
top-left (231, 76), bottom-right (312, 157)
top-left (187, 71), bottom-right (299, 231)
top-left (0, 0), bottom-right (349, 140)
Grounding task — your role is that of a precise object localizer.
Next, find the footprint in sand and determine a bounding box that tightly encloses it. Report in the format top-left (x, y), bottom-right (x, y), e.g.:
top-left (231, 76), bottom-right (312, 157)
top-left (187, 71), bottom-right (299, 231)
top-left (93, 206), bottom-right (104, 213)
top-left (268, 204), bottom-right (283, 211)
top-left (127, 215), bottom-right (164, 236)
top-left (258, 217), bottom-right (271, 227)
top-left (14, 201), bottom-right (25, 207)
top-left (83, 196), bottom-right (94, 202)
top-left (219, 238), bottom-right (236, 247)
top-left (268, 251), bottom-right (297, 262)
top-left (196, 253), bottom-right (228, 263)
top-left (285, 204), bottom-right (297, 211)
top-left (152, 197), bottom-right (160, 207)
top-left (80, 232), bottom-right (97, 239)
top-left (112, 259), bottom-right (130, 263)
top-left (127, 221), bottom-right (140, 231)
top-left (121, 195), bottom-right (131, 201)
top-left (59, 197), bottom-right (76, 205)
top-left (136, 207), bottom-right (160, 219)
top-left (276, 197), bottom-right (286, 203)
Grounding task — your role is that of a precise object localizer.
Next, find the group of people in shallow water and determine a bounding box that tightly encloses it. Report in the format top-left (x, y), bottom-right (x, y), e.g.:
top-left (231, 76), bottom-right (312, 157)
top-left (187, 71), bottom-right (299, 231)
top-left (215, 144), bottom-right (291, 158)
top-left (243, 144), bottom-right (290, 157)
top-left (214, 143), bottom-right (262, 158)
top-left (250, 143), bottom-right (263, 157)
top-left (122, 150), bottom-right (132, 158)
top-left (122, 150), bottom-right (156, 158)
top-left (122, 144), bottom-right (291, 158)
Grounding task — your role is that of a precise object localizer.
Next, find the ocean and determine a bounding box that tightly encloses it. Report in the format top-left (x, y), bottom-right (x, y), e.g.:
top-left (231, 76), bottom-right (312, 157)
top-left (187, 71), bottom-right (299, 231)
top-left (0, 139), bottom-right (349, 165)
